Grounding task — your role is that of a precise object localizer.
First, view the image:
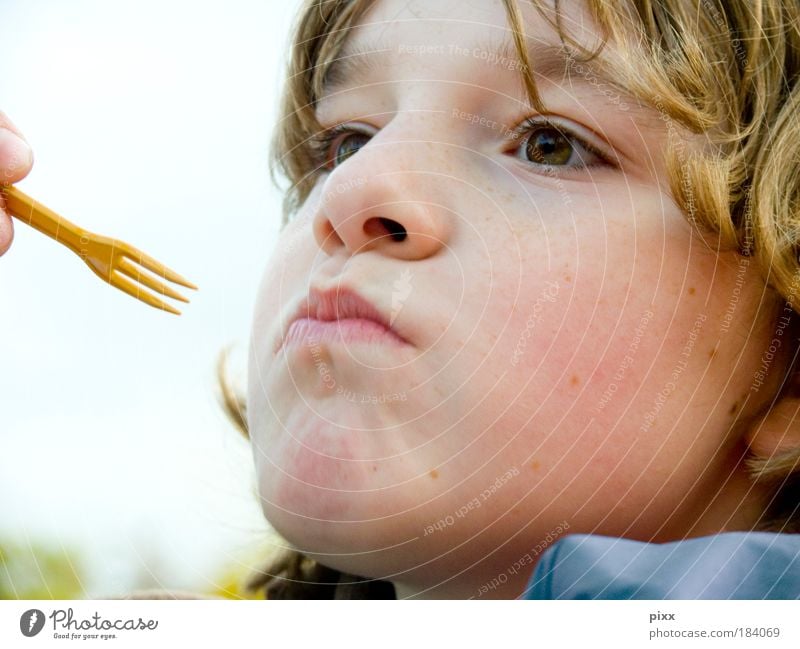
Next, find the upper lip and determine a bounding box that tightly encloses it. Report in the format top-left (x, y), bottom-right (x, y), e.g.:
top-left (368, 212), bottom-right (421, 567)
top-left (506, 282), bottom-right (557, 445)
top-left (275, 284), bottom-right (409, 351)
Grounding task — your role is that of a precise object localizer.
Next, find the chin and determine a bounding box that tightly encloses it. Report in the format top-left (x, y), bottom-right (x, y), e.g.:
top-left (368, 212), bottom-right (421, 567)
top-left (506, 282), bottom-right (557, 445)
top-left (258, 486), bottom-right (420, 576)
top-left (255, 459), bottom-right (453, 578)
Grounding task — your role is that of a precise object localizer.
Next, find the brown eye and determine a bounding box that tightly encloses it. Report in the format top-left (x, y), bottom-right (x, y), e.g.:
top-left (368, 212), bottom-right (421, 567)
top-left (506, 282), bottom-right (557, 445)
top-left (523, 126), bottom-right (574, 165)
top-left (332, 132), bottom-right (371, 167)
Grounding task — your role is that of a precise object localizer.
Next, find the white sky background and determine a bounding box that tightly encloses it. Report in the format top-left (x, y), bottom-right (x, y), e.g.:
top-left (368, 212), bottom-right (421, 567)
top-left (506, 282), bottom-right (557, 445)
top-left (1, 0), bottom-right (301, 596)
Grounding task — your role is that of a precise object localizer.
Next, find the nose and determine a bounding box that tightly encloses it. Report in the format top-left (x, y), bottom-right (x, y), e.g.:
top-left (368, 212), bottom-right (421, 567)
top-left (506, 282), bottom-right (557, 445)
top-left (312, 143), bottom-right (451, 261)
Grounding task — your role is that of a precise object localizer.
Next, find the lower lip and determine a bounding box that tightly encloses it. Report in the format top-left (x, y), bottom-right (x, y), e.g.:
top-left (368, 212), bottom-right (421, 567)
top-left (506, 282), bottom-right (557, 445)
top-left (281, 317), bottom-right (407, 349)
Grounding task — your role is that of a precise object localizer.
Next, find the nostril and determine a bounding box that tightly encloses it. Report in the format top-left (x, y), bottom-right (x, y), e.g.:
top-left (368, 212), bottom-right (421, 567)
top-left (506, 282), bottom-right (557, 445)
top-left (382, 218), bottom-right (407, 242)
top-left (365, 216), bottom-right (407, 242)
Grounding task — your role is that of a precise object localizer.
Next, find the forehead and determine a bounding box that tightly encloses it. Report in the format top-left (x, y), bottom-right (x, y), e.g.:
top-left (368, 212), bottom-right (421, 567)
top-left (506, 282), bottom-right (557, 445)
top-left (350, 0), bottom-right (599, 44)
top-left (319, 0), bottom-right (610, 101)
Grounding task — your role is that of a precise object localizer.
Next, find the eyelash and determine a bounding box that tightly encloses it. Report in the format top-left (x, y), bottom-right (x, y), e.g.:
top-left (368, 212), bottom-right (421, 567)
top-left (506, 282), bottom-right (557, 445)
top-left (308, 118), bottom-right (614, 174)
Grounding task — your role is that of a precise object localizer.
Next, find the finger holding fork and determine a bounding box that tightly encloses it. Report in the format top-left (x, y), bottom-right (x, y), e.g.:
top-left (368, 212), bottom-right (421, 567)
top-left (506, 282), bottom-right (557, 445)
top-left (0, 112), bottom-right (195, 313)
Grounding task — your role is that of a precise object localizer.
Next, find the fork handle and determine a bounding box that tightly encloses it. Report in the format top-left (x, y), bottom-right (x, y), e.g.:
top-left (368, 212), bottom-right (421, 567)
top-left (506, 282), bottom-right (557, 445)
top-left (1, 183), bottom-right (88, 253)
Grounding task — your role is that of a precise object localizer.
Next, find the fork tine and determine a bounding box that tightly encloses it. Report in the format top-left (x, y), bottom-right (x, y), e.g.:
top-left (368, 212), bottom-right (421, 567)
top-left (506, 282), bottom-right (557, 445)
top-left (109, 271), bottom-right (182, 315)
top-left (117, 258), bottom-right (190, 303)
top-left (123, 246), bottom-right (198, 290)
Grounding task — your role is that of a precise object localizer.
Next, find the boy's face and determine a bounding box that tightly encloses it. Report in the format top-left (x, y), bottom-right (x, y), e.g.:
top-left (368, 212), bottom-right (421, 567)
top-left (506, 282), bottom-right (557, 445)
top-left (248, 0), bottom-right (780, 596)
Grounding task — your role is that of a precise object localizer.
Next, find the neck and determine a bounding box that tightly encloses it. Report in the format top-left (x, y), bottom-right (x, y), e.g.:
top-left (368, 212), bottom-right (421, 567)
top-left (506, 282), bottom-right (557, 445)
top-left (391, 564), bottom-right (537, 600)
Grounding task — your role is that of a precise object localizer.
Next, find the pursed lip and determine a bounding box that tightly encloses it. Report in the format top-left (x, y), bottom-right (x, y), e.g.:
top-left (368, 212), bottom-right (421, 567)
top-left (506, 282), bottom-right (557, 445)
top-left (274, 285), bottom-right (410, 352)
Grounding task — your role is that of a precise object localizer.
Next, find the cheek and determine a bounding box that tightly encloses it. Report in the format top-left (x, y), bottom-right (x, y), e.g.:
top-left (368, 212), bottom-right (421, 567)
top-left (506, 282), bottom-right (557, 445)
top-left (473, 190), bottom-right (714, 489)
top-left (250, 220), bottom-right (319, 353)
top-left (496, 188), bottom-right (694, 393)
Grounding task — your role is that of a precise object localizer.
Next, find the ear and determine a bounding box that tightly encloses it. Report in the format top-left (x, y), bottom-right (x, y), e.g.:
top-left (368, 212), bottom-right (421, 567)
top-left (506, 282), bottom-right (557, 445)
top-left (744, 395), bottom-right (800, 461)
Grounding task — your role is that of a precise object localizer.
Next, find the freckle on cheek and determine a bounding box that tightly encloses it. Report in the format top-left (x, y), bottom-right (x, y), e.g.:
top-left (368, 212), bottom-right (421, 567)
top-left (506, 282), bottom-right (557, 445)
top-left (429, 469), bottom-right (439, 479)
top-left (530, 460), bottom-right (540, 472)
top-left (569, 375), bottom-right (580, 387)
top-left (688, 287), bottom-right (696, 295)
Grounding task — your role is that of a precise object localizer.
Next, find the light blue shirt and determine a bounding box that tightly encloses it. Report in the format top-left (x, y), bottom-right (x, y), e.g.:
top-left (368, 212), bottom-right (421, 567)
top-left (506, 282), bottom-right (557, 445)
top-left (522, 532), bottom-right (800, 599)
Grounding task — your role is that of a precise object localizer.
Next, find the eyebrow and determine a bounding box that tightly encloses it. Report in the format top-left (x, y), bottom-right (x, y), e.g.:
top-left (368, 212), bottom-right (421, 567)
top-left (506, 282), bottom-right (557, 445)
top-left (319, 36), bottom-right (631, 102)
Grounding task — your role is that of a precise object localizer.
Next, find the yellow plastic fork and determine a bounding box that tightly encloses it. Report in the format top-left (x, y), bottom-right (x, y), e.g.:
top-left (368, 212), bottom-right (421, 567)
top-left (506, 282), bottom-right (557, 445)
top-left (1, 183), bottom-right (197, 315)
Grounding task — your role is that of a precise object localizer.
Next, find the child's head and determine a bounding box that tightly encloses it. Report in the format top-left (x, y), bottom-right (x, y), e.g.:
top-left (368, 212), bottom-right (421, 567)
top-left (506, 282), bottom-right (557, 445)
top-left (241, 0), bottom-right (800, 598)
